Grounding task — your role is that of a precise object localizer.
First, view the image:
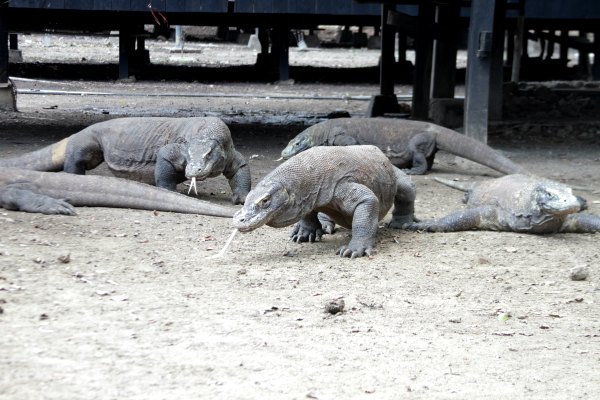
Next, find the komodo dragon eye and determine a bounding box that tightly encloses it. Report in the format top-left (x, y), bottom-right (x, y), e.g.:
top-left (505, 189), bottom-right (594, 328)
top-left (542, 190), bottom-right (557, 201)
top-left (255, 194), bottom-right (271, 208)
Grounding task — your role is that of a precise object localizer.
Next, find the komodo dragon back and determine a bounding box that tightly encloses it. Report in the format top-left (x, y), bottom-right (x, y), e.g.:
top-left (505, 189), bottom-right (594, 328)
top-left (281, 118), bottom-right (527, 176)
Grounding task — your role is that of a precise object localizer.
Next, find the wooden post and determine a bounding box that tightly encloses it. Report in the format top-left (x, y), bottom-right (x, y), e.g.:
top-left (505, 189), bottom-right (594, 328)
top-left (489, 0), bottom-right (506, 121)
top-left (271, 27), bottom-right (290, 81)
top-left (464, 0), bottom-right (500, 143)
top-left (593, 30), bottom-right (600, 80)
top-left (511, 15), bottom-right (524, 82)
top-left (0, 5), bottom-right (8, 84)
top-left (118, 29), bottom-right (135, 80)
top-left (367, 4), bottom-right (400, 117)
top-left (431, 2), bottom-right (460, 99)
top-left (412, 0), bottom-right (435, 120)
top-left (380, 4), bottom-right (396, 97)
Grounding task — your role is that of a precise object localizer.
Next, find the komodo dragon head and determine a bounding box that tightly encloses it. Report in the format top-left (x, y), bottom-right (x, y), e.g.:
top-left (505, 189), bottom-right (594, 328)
top-left (184, 138), bottom-right (227, 181)
top-left (232, 179), bottom-right (299, 232)
top-left (532, 180), bottom-right (583, 216)
top-left (281, 132), bottom-right (314, 160)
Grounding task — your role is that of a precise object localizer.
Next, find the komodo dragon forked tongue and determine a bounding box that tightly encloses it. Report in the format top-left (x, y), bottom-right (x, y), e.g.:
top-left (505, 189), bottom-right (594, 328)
top-left (433, 177), bottom-right (472, 191)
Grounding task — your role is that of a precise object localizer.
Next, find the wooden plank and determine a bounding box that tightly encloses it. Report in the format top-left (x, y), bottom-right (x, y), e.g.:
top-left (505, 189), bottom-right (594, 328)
top-left (64, 0), bottom-right (94, 10)
top-left (9, 0), bottom-right (65, 8)
top-left (184, 0), bottom-right (226, 12)
top-left (165, 0), bottom-right (186, 12)
top-left (93, 0), bottom-right (115, 11)
top-left (287, 1), bottom-right (317, 14)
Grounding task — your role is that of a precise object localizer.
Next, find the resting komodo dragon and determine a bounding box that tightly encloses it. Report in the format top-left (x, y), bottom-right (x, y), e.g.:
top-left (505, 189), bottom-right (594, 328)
top-left (404, 174), bottom-right (600, 233)
top-left (0, 117), bottom-right (250, 204)
top-left (281, 117), bottom-right (528, 176)
top-left (232, 145), bottom-right (417, 258)
top-left (0, 168), bottom-right (237, 217)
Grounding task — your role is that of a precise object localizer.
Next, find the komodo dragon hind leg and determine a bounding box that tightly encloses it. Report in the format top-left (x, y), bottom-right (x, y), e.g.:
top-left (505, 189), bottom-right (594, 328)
top-left (226, 151), bottom-right (252, 205)
top-left (0, 183), bottom-right (76, 215)
top-left (560, 214), bottom-right (600, 233)
top-left (317, 212), bottom-right (336, 234)
top-left (403, 132), bottom-right (437, 175)
top-left (62, 136), bottom-right (104, 175)
top-left (388, 169), bottom-right (417, 229)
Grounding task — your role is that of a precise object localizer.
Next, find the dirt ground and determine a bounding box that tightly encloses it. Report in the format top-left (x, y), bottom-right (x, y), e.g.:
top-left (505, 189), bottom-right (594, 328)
top-left (1, 33), bottom-right (600, 400)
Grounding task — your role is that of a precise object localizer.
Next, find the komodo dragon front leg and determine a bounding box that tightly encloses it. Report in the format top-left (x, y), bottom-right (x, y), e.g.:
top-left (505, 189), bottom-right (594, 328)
top-left (287, 183), bottom-right (382, 258)
top-left (290, 211), bottom-right (324, 243)
top-left (154, 143), bottom-right (188, 190)
top-left (384, 132), bottom-right (437, 175)
top-left (331, 183), bottom-right (381, 258)
top-left (560, 214), bottom-right (600, 233)
top-left (405, 206), bottom-right (499, 232)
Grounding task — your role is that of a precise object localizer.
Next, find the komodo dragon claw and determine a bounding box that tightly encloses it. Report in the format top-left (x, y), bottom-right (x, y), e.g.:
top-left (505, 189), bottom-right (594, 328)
top-left (336, 244), bottom-right (375, 259)
top-left (290, 224), bottom-right (323, 243)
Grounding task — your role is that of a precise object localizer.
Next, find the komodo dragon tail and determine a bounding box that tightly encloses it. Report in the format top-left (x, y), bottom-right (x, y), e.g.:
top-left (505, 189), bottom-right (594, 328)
top-left (434, 127), bottom-right (528, 175)
top-left (433, 177), bottom-right (472, 192)
top-left (2, 168), bottom-right (237, 218)
top-left (0, 138), bottom-right (69, 171)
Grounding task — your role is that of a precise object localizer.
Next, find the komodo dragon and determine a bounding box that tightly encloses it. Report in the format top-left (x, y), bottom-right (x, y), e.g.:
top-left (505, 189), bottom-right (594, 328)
top-left (0, 168), bottom-right (237, 217)
top-left (232, 145), bottom-right (417, 258)
top-left (404, 174), bottom-right (600, 233)
top-left (280, 117), bottom-right (528, 176)
top-left (0, 117), bottom-right (250, 204)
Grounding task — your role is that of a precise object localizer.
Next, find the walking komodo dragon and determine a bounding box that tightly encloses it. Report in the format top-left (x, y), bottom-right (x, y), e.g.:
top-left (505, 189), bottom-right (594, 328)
top-left (404, 174), bottom-right (600, 233)
top-left (232, 145), bottom-right (417, 258)
top-left (281, 117), bottom-right (528, 176)
top-left (0, 117), bottom-right (250, 204)
top-left (0, 168), bottom-right (237, 217)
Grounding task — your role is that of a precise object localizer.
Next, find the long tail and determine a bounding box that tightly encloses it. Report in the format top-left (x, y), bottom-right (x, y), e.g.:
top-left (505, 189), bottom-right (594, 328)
top-left (0, 138), bottom-right (69, 171)
top-left (2, 168), bottom-right (237, 218)
top-left (434, 177), bottom-right (472, 192)
top-left (434, 127), bottom-right (528, 175)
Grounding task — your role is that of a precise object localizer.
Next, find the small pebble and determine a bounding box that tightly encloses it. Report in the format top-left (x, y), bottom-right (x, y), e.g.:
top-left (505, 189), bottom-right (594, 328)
top-left (324, 299), bottom-right (345, 315)
top-left (569, 266), bottom-right (589, 281)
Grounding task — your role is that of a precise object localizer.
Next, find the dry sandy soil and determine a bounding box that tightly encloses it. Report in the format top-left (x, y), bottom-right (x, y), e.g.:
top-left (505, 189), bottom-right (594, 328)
top-left (1, 34), bottom-right (600, 400)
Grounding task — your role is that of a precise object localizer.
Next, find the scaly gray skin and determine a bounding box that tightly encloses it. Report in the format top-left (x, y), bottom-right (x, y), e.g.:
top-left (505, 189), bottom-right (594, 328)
top-left (232, 145), bottom-right (417, 258)
top-left (405, 174), bottom-right (600, 233)
top-left (0, 168), bottom-right (237, 217)
top-left (0, 117), bottom-right (250, 204)
top-left (281, 117), bottom-right (528, 176)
